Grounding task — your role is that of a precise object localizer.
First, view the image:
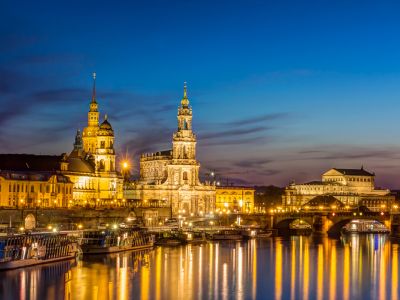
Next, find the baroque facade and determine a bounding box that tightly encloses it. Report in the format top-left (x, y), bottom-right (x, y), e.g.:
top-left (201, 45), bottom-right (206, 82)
top-left (0, 154), bottom-right (73, 207)
top-left (65, 74), bottom-right (123, 205)
top-left (215, 186), bottom-right (255, 213)
top-left (125, 84), bottom-right (216, 216)
top-left (283, 168), bottom-right (394, 212)
top-left (0, 75), bottom-right (123, 208)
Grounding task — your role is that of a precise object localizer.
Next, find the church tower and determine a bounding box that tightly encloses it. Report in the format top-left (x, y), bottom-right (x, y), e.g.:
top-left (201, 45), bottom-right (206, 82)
top-left (172, 82), bottom-right (197, 161)
top-left (82, 73), bottom-right (100, 154)
top-left (170, 83), bottom-right (200, 186)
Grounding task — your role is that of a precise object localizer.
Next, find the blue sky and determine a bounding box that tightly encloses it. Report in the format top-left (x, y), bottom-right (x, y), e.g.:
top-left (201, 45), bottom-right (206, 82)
top-left (1, 0), bottom-right (400, 187)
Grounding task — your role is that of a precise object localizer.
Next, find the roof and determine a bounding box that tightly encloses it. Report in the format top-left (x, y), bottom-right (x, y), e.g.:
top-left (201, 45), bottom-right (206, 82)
top-left (332, 168), bottom-right (374, 176)
top-left (66, 157), bottom-right (95, 173)
top-left (100, 119), bottom-right (112, 130)
top-left (0, 171), bottom-right (72, 183)
top-left (303, 195), bottom-right (345, 207)
top-left (0, 154), bottom-right (63, 172)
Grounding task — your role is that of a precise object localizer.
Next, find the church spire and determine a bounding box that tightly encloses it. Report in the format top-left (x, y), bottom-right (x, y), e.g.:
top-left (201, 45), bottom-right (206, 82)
top-left (91, 72), bottom-right (97, 103)
top-left (181, 81), bottom-right (189, 108)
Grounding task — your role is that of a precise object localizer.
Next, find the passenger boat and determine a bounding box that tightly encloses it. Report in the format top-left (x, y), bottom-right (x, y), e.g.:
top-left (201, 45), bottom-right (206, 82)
top-left (80, 228), bottom-right (154, 254)
top-left (0, 233), bottom-right (80, 271)
top-left (206, 230), bottom-right (243, 241)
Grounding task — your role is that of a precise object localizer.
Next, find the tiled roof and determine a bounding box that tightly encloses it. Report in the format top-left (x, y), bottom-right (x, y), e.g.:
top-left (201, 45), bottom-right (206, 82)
top-left (333, 168), bottom-right (374, 176)
top-left (0, 154), bottom-right (63, 172)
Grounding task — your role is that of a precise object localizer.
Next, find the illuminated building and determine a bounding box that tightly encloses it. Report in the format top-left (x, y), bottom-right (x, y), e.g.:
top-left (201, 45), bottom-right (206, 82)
top-left (215, 186), bottom-right (255, 213)
top-left (124, 84), bottom-right (215, 215)
top-left (0, 74), bottom-right (123, 207)
top-left (283, 167), bottom-right (394, 211)
top-left (64, 73), bottom-right (123, 206)
top-left (0, 154), bottom-right (73, 207)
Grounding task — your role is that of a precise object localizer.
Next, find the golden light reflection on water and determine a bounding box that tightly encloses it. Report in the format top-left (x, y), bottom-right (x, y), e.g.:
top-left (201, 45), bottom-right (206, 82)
top-left (317, 244), bottom-right (323, 300)
top-left (275, 240), bottom-right (282, 300)
top-left (3, 235), bottom-right (400, 300)
top-left (290, 239), bottom-right (296, 300)
top-left (303, 239), bottom-right (309, 300)
top-left (343, 244), bottom-right (350, 300)
top-left (329, 242), bottom-right (336, 300)
top-left (392, 244), bottom-right (398, 300)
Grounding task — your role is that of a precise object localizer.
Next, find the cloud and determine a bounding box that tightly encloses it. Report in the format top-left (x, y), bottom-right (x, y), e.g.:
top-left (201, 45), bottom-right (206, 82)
top-left (200, 126), bottom-right (269, 140)
top-left (233, 158), bottom-right (272, 168)
top-left (296, 147), bottom-right (400, 161)
top-left (228, 113), bottom-right (289, 127)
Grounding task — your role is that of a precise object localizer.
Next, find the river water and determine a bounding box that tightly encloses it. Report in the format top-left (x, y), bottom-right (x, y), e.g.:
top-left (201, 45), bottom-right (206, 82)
top-left (0, 234), bottom-right (399, 300)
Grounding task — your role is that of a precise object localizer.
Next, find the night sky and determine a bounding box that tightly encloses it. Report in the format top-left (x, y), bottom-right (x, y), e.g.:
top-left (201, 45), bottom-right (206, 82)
top-left (2, 1), bottom-right (400, 188)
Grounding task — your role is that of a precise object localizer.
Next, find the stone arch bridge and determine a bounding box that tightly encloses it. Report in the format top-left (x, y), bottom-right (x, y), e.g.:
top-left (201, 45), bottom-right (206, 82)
top-left (271, 212), bottom-right (400, 236)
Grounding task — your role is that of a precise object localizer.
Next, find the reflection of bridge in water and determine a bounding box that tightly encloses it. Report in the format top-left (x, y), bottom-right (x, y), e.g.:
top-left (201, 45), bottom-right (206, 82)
top-left (271, 211), bottom-right (400, 236)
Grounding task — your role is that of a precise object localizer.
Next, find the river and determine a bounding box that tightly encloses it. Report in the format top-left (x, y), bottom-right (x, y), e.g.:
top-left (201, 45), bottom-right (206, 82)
top-left (0, 234), bottom-right (398, 299)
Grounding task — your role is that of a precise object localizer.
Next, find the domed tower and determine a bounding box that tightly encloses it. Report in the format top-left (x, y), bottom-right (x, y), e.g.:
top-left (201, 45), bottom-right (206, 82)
top-left (95, 115), bottom-right (115, 172)
top-left (82, 73), bottom-right (100, 154)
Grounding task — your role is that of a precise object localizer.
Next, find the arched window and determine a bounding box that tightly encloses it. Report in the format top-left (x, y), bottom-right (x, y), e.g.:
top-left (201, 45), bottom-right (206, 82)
top-left (183, 172), bottom-right (188, 181)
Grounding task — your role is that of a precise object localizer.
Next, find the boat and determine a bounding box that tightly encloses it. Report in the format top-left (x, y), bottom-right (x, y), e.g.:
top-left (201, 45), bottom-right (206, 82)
top-left (0, 232), bottom-right (80, 271)
top-left (206, 230), bottom-right (243, 241)
top-left (241, 228), bottom-right (274, 239)
top-left (80, 228), bottom-right (154, 254)
top-left (154, 231), bottom-right (185, 246)
top-left (183, 231), bottom-right (207, 244)
top-left (154, 238), bottom-right (183, 246)
top-left (341, 220), bottom-right (390, 234)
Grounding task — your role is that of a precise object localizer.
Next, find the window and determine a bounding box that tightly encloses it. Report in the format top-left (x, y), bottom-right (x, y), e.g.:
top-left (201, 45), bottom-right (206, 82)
top-left (101, 141), bottom-right (105, 148)
top-left (183, 172), bottom-right (188, 180)
top-left (31, 186), bottom-right (34, 193)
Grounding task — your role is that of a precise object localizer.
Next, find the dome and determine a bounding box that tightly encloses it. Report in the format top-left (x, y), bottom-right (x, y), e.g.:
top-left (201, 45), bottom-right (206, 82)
top-left (100, 119), bottom-right (112, 130)
top-left (98, 116), bottom-right (114, 136)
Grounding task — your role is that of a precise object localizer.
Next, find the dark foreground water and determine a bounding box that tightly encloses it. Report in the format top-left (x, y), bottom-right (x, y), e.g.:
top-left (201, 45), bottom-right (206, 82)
top-left (0, 234), bottom-right (399, 300)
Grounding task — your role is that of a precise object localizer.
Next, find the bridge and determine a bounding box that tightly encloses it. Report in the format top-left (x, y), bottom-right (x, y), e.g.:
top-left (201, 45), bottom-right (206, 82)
top-left (270, 211), bottom-right (400, 236)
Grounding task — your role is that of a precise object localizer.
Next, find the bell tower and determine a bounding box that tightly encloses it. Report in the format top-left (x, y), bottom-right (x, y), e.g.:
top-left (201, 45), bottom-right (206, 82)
top-left (82, 73), bottom-right (100, 154)
top-left (172, 82), bottom-right (196, 160)
top-left (168, 83), bottom-right (200, 187)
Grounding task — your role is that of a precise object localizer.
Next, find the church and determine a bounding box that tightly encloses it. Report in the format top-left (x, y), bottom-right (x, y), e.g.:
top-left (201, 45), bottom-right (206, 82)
top-left (0, 74), bottom-right (123, 208)
top-left (63, 73), bottom-right (124, 206)
top-left (125, 84), bottom-right (216, 216)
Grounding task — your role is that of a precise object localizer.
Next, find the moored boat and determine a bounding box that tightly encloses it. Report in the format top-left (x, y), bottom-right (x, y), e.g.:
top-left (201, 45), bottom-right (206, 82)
top-left (80, 228), bottom-right (154, 254)
top-left (207, 230), bottom-right (243, 241)
top-left (0, 233), bottom-right (80, 271)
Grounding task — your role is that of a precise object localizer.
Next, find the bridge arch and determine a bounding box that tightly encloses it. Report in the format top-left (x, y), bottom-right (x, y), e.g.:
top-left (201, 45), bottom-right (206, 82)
top-left (274, 217), bottom-right (313, 235)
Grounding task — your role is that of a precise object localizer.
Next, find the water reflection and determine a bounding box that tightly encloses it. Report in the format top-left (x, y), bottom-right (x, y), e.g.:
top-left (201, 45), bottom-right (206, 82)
top-left (0, 234), bottom-right (399, 299)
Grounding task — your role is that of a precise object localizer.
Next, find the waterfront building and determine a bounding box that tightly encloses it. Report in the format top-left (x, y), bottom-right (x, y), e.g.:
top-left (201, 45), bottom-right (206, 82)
top-left (0, 75), bottom-right (123, 208)
top-left (215, 186), bottom-right (255, 213)
top-left (283, 167), bottom-right (394, 212)
top-left (64, 74), bottom-right (123, 206)
top-left (124, 84), bottom-right (216, 216)
top-left (0, 154), bottom-right (73, 207)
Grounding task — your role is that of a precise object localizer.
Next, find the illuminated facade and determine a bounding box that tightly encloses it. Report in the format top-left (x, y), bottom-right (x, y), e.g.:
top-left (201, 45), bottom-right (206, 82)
top-left (283, 168), bottom-right (393, 211)
top-left (215, 186), bottom-right (255, 213)
top-left (64, 74), bottom-right (123, 205)
top-left (0, 155), bottom-right (73, 207)
top-left (125, 84), bottom-right (215, 215)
